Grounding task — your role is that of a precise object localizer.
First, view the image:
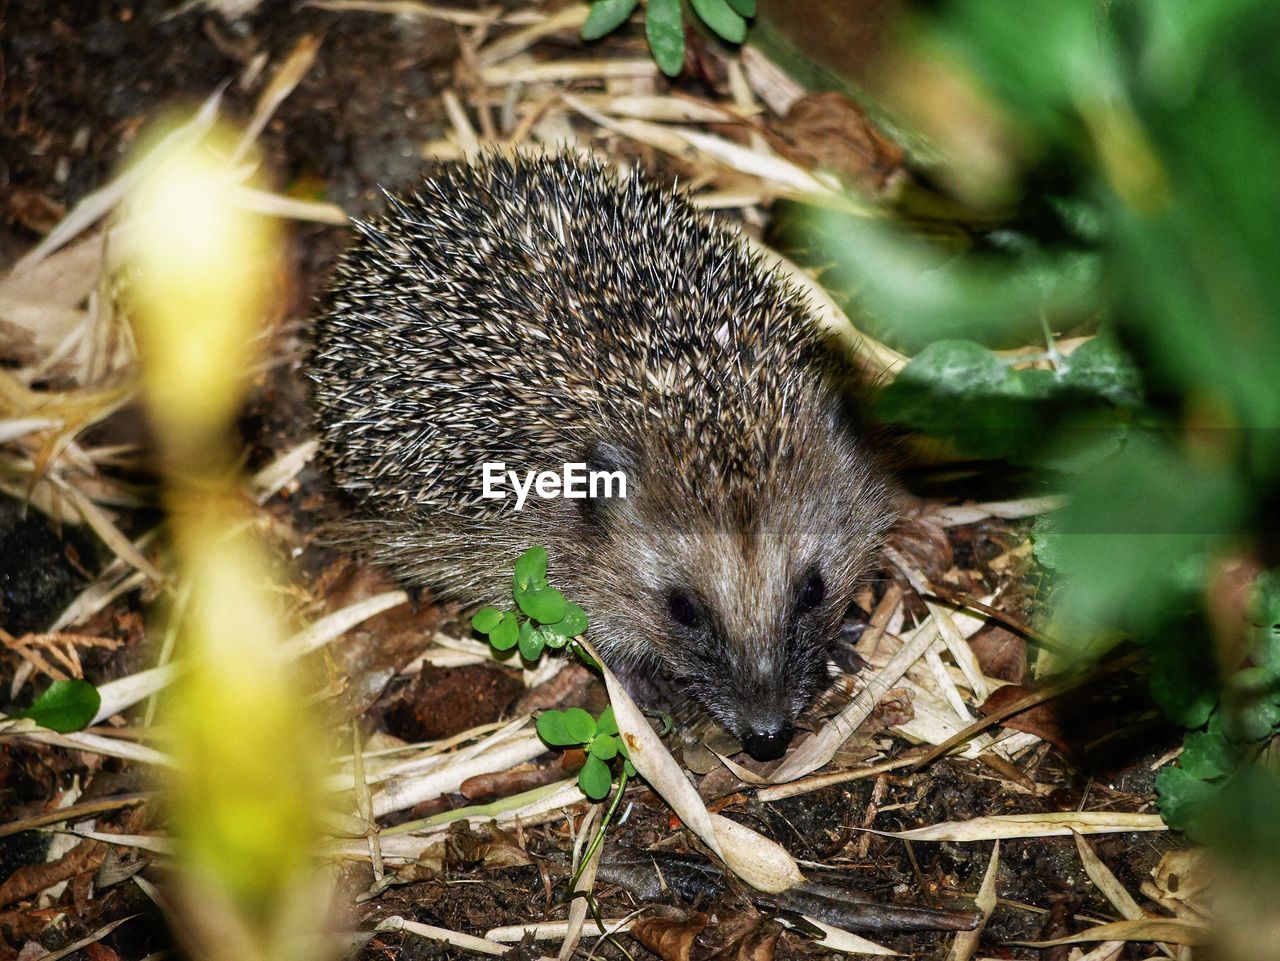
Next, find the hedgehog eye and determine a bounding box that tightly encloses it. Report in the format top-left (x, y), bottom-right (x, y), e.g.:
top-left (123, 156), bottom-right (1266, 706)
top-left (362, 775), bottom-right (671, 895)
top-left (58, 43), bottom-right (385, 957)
top-left (667, 591), bottom-right (699, 627)
top-left (796, 570), bottom-right (826, 614)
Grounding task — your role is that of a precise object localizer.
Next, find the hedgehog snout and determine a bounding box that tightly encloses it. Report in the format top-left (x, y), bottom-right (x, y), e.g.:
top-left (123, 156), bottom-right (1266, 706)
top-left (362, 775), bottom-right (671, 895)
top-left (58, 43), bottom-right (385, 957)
top-left (725, 681), bottom-right (801, 762)
top-left (741, 722), bottom-right (795, 762)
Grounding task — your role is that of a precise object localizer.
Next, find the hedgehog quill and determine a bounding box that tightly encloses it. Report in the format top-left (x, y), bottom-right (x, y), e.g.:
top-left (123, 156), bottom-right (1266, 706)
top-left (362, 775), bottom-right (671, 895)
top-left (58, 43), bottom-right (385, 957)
top-left (308, 153), bottom-right (893, 762)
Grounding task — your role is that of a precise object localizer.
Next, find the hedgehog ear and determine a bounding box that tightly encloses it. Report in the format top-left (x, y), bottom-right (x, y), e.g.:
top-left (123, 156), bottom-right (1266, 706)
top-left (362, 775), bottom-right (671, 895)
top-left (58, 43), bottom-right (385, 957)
top-left (579, 440), bottom-right (636, 530)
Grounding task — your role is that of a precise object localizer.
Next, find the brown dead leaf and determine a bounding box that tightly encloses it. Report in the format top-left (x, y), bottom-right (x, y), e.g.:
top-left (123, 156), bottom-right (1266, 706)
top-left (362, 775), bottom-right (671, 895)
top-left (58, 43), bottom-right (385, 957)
top-left (887, 515), bottom-right (954, 586)
top-left (869, 687), bottom-right (915, 729)
top-left (84, 942), bottom-right (123, 961)
top-left (513, 660), bottom-right (596, 715)
top-left (1017, 917), bottom-right (1206, 948)
top-left (979, 684), bottom-right (1070, 756)
top-left (632, 910), bottom-right (708, 961)
top-left (0, 838), bottom-right (106, 909)
top-left (729, 918), bottom-right (782, 961)
top-left (459, 761), bottom-right (574, 802)
top-left (5, 188), bottom-right (67, 234)
top-left (1037, 893), bottom-right (1083, 961)
top-left (1150, 849), bottom-right (1214, 905)
top-left (766, 91), bottom-right (905, 192)
top-left (443, 821), bottom-right (531, 869)
top-left (968, 625), bottom-right (1028, 683)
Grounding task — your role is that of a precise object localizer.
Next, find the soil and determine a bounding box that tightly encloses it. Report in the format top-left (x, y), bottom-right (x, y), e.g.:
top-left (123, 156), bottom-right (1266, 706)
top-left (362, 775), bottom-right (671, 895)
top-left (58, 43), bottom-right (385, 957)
top-left (0, 3), bottom-right (1185, 960)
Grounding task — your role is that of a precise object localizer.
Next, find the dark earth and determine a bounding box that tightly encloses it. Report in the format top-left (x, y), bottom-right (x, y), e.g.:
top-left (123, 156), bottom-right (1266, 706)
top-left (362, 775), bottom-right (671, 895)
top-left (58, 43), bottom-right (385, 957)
top-left (1, 2), bottom-right (1183, 959)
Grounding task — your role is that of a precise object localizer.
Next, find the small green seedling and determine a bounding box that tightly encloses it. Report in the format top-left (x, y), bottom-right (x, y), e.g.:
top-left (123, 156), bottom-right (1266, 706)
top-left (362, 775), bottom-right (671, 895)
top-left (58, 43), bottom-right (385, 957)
top-left (581, 0), bottom-right (755, 78)
top-left (471, 546), bottom-right (639, 809)
top-left (537, 705), bottom-right (637, 800)
top-left (471, 546), bottom-right (589, 662)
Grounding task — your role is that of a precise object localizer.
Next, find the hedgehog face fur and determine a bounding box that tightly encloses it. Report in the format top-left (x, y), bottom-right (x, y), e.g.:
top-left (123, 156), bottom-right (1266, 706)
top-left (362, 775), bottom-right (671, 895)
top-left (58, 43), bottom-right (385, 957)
top-left (308, 152), bottom-right (894, 762)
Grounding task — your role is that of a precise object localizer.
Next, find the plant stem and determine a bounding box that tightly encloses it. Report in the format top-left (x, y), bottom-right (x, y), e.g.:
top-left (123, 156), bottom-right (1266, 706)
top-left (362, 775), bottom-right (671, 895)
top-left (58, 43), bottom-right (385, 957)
top-left (572, 769), bottom-right (629, 887)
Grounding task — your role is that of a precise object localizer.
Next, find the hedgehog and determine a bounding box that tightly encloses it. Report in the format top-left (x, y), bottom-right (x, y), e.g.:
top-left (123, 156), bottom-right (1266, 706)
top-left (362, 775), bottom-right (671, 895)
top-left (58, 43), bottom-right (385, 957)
top-left (307, 152), bottom-right (894, 761)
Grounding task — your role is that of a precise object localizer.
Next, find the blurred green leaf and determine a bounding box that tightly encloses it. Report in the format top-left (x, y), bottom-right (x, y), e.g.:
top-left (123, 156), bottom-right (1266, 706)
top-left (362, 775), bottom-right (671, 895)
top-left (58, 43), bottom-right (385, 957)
top-left (690, 0), bottom-right (746, 43)
top-left (1201, 764), bottom-right (1280, 878)
top-left (936, 0), bottom-right (1118, 138)
top-left (581, 0), bottom-right (639, 40)
top-left (1056, 336), bottom-right (1143, 407)
top-left (645, 0), bottom-right (685, 76)
top-left (1251, 572), bottom-right (1280, 674)
top-left (1231, 695), bottom-right (1280, 743)
top-left (1223, 667), bottom-right (1280, 741)
top-left (20, 679), bottom-right (100, 733)
top-left (1038, 433), bottom-right (1243, 637)
top-left (1156, 766), bottom-right (1219, 835)
top-left (1179, 728), bottom-right (1237, 780)
top-left (814, 209), bottom-right (1098, 350)
top-left (844, 0), bottom-right (1280, 856)
top-left (1146, 621), bottom-right (1219, 729)
top-left (877, 340), bottom-right (1042, 458)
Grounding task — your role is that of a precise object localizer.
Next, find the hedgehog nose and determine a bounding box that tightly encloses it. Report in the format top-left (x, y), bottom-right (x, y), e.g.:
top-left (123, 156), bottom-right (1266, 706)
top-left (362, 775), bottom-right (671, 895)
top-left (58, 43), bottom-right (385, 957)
top-left (741, 724), bottom-right (794, 762)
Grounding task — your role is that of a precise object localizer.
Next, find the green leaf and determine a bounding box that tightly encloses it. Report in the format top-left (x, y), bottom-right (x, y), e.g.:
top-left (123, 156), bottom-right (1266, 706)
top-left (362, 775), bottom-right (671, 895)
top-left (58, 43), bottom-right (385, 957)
top-left (883, 340), bottom-right (1012, 398)
top-left (1199, 765), bottom-right (1280, 873)
top-left (1224, 669), bottom-right (1280, 742)
top-left (543, 602), bottom-right (588, 637)
top-left (536, 710), bottom-right (577, 747)
top-left (876, 339), bottom-right (1047, 459)
top-left (1146, 624), bottom-right (1219, 729)
top-left (516, 585), bottom-right (568, 624)
top-left (1030, 515), bottom-right (1064, 571)
top-left (645, 0), bottom-right (685, 76)
top-left (518, 623), bottom-right (547, 661)
top-left (582, 0), bottom-right (639, 40)
top-left (1156, 766), bottom-right (1219, 835)
top-left (1043, 433), bottom-right (1244, 640)
top-left (724, 0), bottom-right (754, 15)
top-left (1250, 571), bottom-right (1280, 674)
top-left (471, 606), bottom-right (503, 633)
top-left (690, 0), bottom-right (746, 44)
top-left (1056, 335), bottom-right (1143, 407)
top-left (579, 754), bottom-right (614, 800)
top-left (489, 612), bottom-right (520, 651)
top-left (1179, 729), bottom-right (1236, 780)
top-left (623, 758), bottom-right (637, 778)
top-left (562, 707), bottom-right (597, 742)
top-left (514, 546), bottom-right (549, 589)
top-left (20, 679), bottom-right (100, 733)
top-left (589, 734), bottom-right (619, 760)
top-left (595, 705), bottom-right (618, 737)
